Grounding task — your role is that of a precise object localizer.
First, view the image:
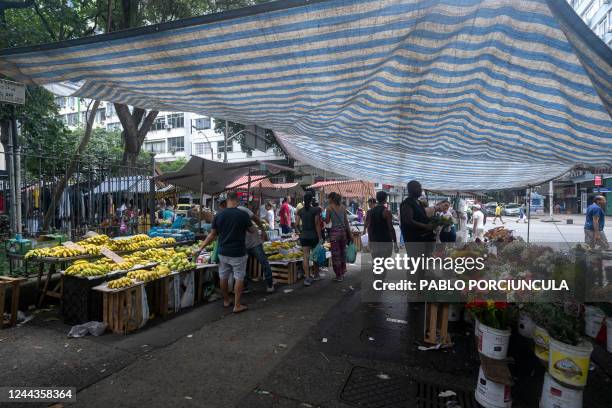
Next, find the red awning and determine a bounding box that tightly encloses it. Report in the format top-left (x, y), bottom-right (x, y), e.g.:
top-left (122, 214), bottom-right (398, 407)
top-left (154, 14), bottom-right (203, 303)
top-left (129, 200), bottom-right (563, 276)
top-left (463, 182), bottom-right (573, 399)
top-left (225, 175), bottom-right (268, 189)
top-left (307, 180), bottom-right (375, 199)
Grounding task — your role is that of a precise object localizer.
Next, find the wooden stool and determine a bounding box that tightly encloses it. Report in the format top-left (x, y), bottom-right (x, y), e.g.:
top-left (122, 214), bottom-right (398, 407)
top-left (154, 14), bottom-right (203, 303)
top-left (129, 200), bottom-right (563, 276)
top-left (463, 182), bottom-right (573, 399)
top-left (424, 302), bottom-right (451, 345)
top-left (0, 277), bottom-right (26, 328)
top-left (99, 284), bottom-right (143, 334)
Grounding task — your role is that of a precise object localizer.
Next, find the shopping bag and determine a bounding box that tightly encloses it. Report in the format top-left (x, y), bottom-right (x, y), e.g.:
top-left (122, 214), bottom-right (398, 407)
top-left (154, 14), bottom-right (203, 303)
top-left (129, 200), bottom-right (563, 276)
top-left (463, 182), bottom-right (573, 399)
top-left (210, 240), bottom-right (219, 264)
top-left (346, 242), bottom-right (357, 263)
top-left (317, 246), bottom-right (327, 266)
top-left (310, 243), bottom-right (326, 266)
top-left (360, 234), bottom-right (369, 248)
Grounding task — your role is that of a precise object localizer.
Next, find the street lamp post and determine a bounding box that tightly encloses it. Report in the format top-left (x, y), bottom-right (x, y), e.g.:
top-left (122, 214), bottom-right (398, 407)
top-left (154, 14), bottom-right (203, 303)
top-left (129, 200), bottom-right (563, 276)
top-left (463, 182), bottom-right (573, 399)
top-left (190, 123), bottom-right (214, 161)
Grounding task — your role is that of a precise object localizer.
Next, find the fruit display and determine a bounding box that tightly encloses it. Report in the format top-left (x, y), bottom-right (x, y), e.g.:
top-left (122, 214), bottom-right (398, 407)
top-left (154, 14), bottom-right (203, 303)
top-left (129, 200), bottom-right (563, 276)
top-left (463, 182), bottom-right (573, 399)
top-left (64, 260), bottom-right (111, 277)
top-left (107, 277), bottom-right (136, 289)
top-left (263, 241), bottom-right (297, 254)
top-left (126, 268), bottom-right (167, 282)
top-left (24, 234), bottom-right (178, 260)
top-left (161, 253), bottom-right (196, 272)
top-left (24, 246), bottom-right (85, 259)
top-left (268, 251), bottom-right (303, 261)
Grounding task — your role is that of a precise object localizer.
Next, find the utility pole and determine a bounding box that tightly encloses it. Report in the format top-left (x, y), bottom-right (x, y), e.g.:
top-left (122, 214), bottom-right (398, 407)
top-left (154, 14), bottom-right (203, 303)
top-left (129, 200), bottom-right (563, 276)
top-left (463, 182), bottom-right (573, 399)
top-left (224, 120), bottom-right (229, 163)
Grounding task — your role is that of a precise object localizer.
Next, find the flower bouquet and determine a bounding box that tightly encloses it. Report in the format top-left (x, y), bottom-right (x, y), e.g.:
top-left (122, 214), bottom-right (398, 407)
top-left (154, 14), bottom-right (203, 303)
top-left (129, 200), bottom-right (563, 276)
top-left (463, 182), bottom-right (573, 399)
top-left (466, 300), bottom-right (509, 330)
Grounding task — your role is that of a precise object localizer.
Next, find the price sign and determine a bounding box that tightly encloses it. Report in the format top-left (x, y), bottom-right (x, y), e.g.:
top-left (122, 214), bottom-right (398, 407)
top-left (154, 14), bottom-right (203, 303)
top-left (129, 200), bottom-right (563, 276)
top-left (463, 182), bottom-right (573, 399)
top-left (62, 241), bottom-right (86, 252)
top-left (100, 247), bottom-right (125, 264)
top-left (0, 79), bottom-right (26, 105)
top-left (594, 175), bottom-right (603, 187)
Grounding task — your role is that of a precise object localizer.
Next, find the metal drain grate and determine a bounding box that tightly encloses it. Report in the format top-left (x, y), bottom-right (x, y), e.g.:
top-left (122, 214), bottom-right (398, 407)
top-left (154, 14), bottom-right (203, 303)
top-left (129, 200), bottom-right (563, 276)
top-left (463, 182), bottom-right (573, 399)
top-left (340, 366), bottom-right (415, 408)
top-left (415, 380), bottom-right (476, 408)
top-left (340, 366), bottom-right (476, 408)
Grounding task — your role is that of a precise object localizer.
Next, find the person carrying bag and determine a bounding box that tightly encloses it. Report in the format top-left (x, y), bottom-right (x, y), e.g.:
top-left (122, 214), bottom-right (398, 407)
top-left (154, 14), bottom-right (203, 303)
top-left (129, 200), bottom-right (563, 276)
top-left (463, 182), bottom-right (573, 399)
top-left (325, 192), bottom-right (351, 282)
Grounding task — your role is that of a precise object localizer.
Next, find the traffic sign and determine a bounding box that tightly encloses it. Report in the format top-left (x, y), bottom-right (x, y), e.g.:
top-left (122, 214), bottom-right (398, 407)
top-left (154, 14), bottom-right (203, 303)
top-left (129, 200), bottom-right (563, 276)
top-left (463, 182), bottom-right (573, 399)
top-left (0, 79), bottom-right (25, 105)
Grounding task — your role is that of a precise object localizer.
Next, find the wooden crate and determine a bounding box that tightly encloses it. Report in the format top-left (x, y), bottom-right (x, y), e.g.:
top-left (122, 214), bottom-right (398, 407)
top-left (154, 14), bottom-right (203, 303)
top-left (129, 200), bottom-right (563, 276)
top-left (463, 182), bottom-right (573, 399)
top-left (0, 277), bottom-right (25, 328)
top-left (270, 260), bottom-right (302, 285)
top-left (101, 285), bottom-right (143, 334)
top-left (424, 302), bottom-right (451, 345)
top-left (247, 255), bottom-right (262, 281)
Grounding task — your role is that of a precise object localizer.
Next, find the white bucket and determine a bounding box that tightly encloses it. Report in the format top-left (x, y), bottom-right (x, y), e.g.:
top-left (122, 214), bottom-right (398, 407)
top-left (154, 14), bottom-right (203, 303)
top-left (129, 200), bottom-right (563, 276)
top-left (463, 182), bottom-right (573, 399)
top-left (478, 323), bottom-right (511, 360)
top-left (539, 373), bottom-right (582, 408)
top-left (548, 337), bottom-right (592, 388)
top-left (607, 318), bottom-right (612, 353)
top-left (449, 303), bottom-right (462, 322)
top-left (584, 306), bottom-right (605, 338)
top-left (533, 325), bottom-right (550, 364)
top-left (475, 366), bottom-right (512, 408)
top-left (518, 312), bottom-right (536, 339)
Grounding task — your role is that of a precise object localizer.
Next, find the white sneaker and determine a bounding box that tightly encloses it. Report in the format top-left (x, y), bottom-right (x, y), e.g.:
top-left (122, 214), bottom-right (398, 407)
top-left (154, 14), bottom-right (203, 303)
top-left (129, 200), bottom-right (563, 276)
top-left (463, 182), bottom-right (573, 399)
top-left (266, 283), bottom-right (275, 293)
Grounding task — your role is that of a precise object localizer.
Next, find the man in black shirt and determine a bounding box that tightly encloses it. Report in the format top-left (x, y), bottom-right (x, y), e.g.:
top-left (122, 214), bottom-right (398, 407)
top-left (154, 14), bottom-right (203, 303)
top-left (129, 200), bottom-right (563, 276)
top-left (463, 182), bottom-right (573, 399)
top-left (368, 191), bottom-right (398, 259)
top-left (199, 192), bottom-right (255, 313)
top-left (399, 180), bottom-right (435, 244)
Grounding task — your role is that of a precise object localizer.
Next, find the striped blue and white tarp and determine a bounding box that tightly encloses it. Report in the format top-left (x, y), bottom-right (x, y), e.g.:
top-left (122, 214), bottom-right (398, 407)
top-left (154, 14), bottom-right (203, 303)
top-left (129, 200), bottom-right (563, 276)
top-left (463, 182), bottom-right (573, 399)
top-left (1, 0), bottom-right (610, 190)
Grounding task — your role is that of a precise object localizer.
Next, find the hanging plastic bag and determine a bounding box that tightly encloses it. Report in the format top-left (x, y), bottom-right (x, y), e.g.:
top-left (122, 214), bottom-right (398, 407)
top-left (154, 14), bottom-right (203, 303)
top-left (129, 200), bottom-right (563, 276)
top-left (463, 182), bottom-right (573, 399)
top-left (361, 234), bottom-right (369, 248)
top-left (346, 242), bottom-right (357, 263)
top-left (310, 243), bottom-right (327, 266)
top-left (210, 240), bottom-right (219, 264)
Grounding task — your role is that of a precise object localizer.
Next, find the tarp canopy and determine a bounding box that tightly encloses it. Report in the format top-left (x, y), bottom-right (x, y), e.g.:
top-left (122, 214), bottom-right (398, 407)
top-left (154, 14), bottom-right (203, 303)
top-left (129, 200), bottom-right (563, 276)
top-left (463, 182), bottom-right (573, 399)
top-left (1, 0), bottom-right (611, 190)
top-left (308, 180), bottom-right (376, 199)
top-left (156, 156), bottom-right (285, 194)
top-left (227, 175), bottom-right (302, 198)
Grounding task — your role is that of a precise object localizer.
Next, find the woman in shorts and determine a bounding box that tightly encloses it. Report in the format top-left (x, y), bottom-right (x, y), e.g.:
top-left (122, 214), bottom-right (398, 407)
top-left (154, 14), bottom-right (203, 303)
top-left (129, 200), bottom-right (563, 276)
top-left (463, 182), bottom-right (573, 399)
top-left (296, 193), bottom-right (323, 286)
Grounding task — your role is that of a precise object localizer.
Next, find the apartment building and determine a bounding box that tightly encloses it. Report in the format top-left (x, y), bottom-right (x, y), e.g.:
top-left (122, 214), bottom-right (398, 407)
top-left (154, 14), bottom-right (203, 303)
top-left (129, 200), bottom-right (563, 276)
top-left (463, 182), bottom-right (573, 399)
top-left (55, 97), bottom-right (286, 163)
top-left (568, 0), bottom-right (612, 46)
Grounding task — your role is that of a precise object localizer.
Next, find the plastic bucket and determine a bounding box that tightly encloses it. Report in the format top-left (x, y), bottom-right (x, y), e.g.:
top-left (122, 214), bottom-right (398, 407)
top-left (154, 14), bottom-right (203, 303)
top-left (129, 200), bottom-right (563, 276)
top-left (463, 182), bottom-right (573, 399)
top-left (478, 323), bottom-right (511, 360)
top-left (448, 304), bottom-right (462, 322)
top-left (518, 312), bottom-right (536, 339)
top-left (539, 373), bottom-right (582, 408)
top-left (475, 366), bottom-right (512, 408)
top-left (584, 306), bottom-right (605, 338)
top-left (607, 318), bottom-right (612, 353)
top-left (533, 325), bottom-right (550, 364)
top-left (548, 337), bottom-right (592, 388)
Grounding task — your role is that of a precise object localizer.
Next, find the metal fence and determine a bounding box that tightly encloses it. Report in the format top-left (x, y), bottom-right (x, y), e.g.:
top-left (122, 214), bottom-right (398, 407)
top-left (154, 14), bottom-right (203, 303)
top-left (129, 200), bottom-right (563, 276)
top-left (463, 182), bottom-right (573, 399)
top-left (0, 147), bottom-right (156, 241)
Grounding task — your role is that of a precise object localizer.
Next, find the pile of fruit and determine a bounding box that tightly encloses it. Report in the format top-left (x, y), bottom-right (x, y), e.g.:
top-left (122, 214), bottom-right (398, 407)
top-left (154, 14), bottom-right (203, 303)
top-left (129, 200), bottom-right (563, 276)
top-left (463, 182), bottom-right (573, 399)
top-left (24, 234), bottom-right (177, 259)
top-left (268, 252), bottom-right (303, 261)
top-left (126, 267), bottom-right (169, 282)
top-left (161, 253), bottom-right (195, 272)
top-left (64, 260), bottom-right (111, 277)
top-left (107, 277), bottom-right (135, 289)
top-left (25, 246), bottom-right (85, 259)
top-left (263, 241), bottom-right (297, 254)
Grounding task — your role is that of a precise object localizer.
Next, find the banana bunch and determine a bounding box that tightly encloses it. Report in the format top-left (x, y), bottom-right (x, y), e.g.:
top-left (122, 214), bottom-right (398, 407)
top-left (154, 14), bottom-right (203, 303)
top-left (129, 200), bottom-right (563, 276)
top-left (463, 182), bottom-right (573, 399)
top-left (65, 260), bottom-right (111, 277)
top-left (25, 246), bottom-right (85, 259)
top-left (78, 234), bottom-right (110, 246)
top-left (109, 261), bottom-right (135, 271)
top-left (81, 244), bottom-right (101, 255)
top-left (127, 270), bottom-right (157, 282)
top-left (152, 264), bottom-right (171, 277)
top-left (107, 277), bottom-right (134, 289)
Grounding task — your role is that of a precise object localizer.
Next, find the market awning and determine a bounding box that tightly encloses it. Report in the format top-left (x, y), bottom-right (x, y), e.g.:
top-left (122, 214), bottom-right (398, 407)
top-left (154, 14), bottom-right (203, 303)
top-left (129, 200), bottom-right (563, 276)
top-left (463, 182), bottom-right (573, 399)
top-left (156, 156), bottom-right (286, 194)
top-left (1, 0), bottom-right (611, 190)
top-left (226, 174), bottom-right (302, 198)
top-left (225, 175), bottom-right (268, 189)
top-left (308, 180), bottom-right (376, 199)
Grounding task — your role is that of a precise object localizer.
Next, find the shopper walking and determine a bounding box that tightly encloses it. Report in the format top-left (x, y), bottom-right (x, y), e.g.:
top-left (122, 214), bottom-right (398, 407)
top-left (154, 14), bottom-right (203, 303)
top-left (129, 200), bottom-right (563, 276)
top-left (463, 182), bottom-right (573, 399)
top-left (517, 203), bottom-right (527, 223)
top-left (279, 198), bottom-right (292, 234)
top-left (325, 192), bottom-right (351, 282)
top-left (265, 202), bottom-right (275, 230)
top-left (368, 191), bottom-right (398, 262)
top-left (472, 204), bottom-right (486, 241)
top-left (363, 197), bottom-right (376, 235)
top-left (238, 201), bottom-right (275, 293)
top-left (198, 192), bottom-right (254, 313)
top-left (493, 203), bottom-right (505, 225)
top-left (296, 193), bottom-right (323, 286)
top-left (399, 180), bottom-right (435, 244)
top-left (585, 195), bottom-right (609, 249)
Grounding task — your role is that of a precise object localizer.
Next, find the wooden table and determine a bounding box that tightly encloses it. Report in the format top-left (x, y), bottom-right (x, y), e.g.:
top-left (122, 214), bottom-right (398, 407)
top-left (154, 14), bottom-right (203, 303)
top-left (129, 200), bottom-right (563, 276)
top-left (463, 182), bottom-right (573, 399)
top-left (93, 281), bottom-right (145, 335)
top-left (0, 276), bottom-right (26, 328)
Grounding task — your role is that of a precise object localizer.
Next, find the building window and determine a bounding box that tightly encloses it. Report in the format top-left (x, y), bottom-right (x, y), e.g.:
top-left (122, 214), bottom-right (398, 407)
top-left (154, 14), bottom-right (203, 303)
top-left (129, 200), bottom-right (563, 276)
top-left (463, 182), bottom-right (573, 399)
top-left (106, 103), bottom-right (115, 117)
top-left (144, 141), bottom-right (165, 154)
top-left (67, 97), bottom-right (76, 109)
top-left (269, 176), bottom-right (286, 184)
top-left (167, 113), bottom-right (184, 129)
top-left (192, 117), bottom-right (211, 130)
top-left (194, 142), bottom-right (212, 156)
top-left (66, 112), bottom-right (78, 126)
top-left (152, 116), bottom-right (166, 131)
top-left (95, 108), bottom-right (106, 123)
top-left (55, 97), bottom-right (67, 109)
top-left (217, 140), bottom-right (233, 153)
top-left (167, 136), bottom-right (184, 152)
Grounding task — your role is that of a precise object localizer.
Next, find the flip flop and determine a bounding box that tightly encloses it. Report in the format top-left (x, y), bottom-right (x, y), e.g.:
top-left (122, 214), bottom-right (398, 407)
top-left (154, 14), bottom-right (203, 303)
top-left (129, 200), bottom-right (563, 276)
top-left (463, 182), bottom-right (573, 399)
top-left (233, 305), bottom-right (248, 314)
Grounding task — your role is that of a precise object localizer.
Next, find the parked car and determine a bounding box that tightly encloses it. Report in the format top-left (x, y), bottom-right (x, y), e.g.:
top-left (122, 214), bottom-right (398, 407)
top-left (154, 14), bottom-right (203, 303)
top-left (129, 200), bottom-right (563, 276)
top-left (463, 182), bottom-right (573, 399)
top-left (484, 202), bottom-right (498, 216)
top-left (175, 204), bottom-right (199, 217)
top-left (503, 203), bottom-right (521, 216)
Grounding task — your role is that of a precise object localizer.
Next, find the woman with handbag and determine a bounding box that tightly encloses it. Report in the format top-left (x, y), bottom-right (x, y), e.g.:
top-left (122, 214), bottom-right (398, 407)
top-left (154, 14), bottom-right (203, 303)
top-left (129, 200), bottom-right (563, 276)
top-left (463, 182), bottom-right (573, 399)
top-left (325, 192), bottom-right (351, 282)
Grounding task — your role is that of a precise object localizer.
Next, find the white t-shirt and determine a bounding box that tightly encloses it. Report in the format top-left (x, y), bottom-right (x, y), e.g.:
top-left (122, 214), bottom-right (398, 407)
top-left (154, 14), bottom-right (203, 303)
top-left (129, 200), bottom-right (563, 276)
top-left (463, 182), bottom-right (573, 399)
top-left (472, 210), bottom-right (485, 230)
top-left (266, 209), bottom-right (275, 230)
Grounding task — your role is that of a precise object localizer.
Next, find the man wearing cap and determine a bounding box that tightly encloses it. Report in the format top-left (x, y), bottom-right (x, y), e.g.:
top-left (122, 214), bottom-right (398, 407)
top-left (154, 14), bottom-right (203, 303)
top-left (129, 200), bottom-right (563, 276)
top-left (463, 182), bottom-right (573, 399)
top-left (199, 192), bottom-right (255, 313)
top-left (585, 195), bottom-right (609, 249)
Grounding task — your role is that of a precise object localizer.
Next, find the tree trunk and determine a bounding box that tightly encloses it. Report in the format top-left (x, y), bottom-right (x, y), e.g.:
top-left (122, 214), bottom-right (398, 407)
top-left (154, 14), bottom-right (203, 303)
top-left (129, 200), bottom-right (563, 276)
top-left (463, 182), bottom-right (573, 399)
top-left (42, 100), bottom-right (100, 232)
top-left (115, 104), bottom-right (158, 166)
